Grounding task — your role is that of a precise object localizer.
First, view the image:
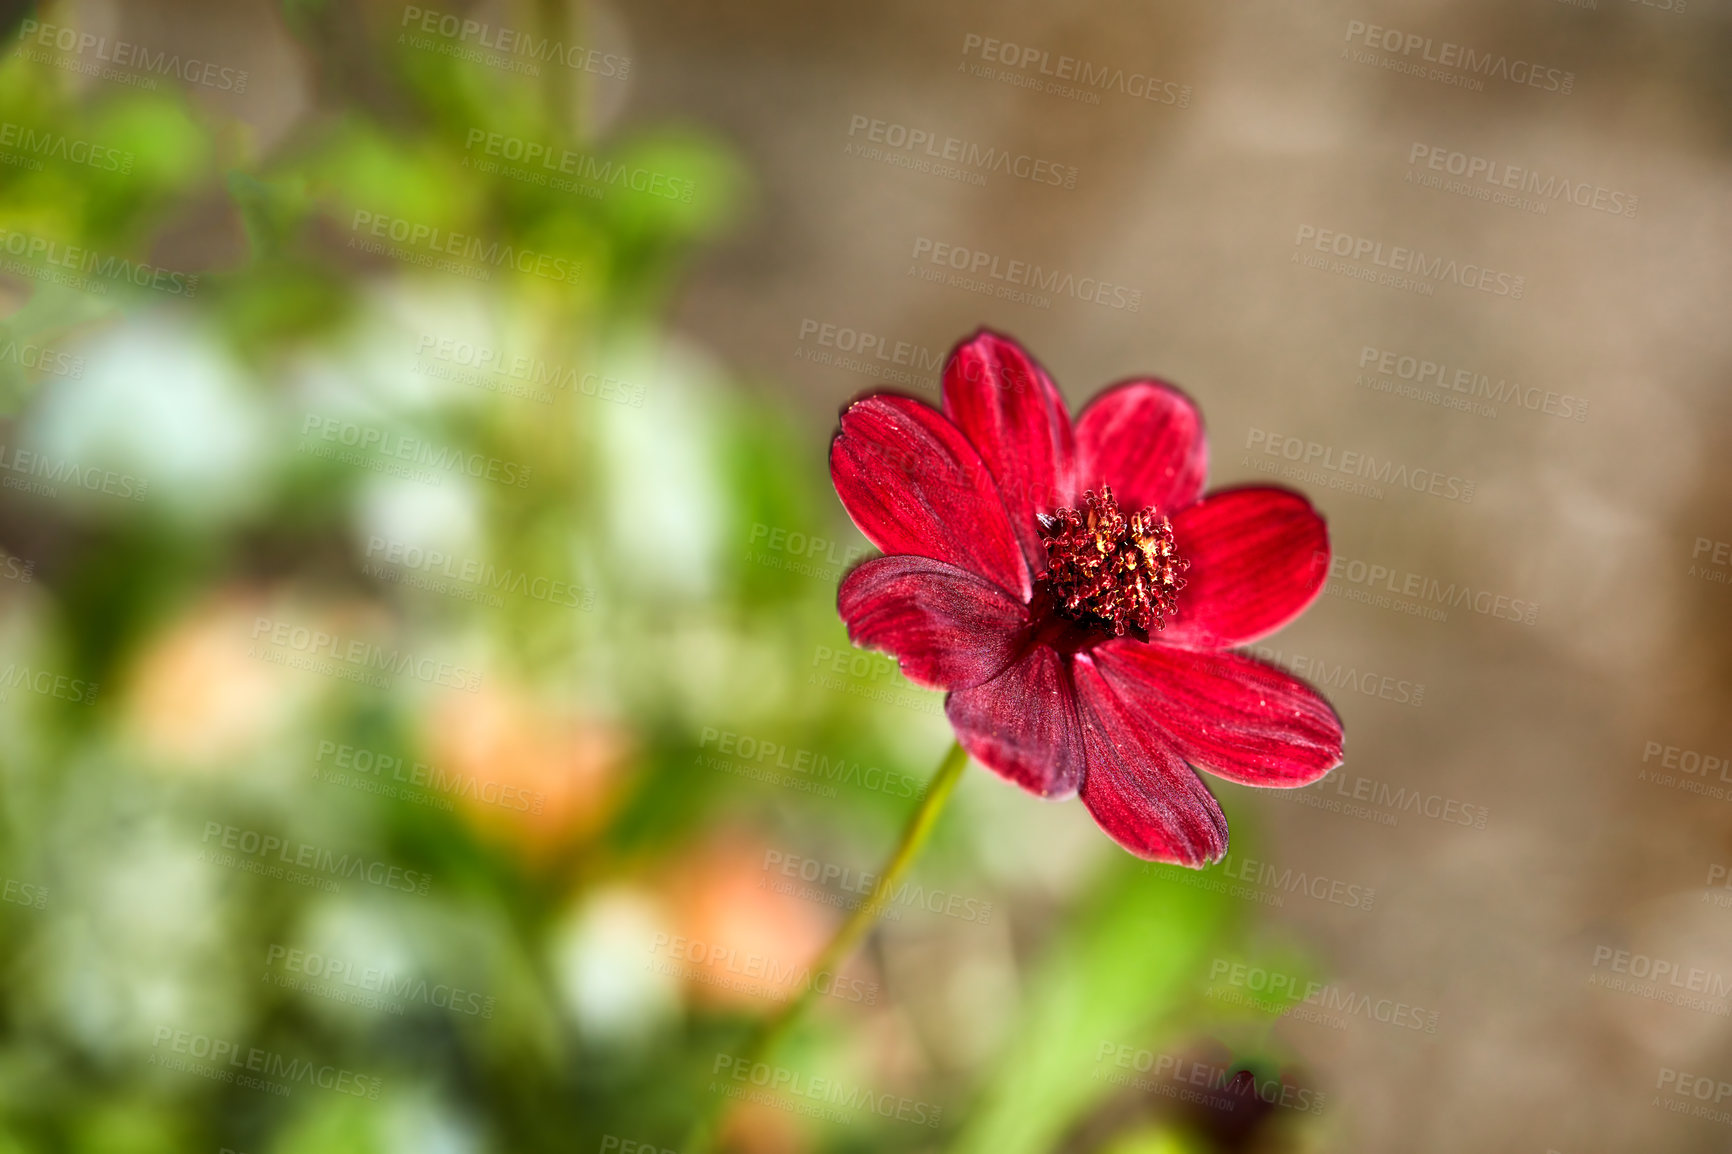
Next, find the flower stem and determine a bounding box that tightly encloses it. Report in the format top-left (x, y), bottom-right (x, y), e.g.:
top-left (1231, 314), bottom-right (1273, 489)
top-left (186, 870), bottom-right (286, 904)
top-left (686, 739), bottom-right (969, 1152)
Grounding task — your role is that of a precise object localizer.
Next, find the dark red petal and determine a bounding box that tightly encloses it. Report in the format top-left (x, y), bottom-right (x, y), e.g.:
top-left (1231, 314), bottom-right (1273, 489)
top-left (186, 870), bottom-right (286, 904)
top-left (945, 645), bottom-right (1085, 800)
top-left (1091, 639), bottom-right (1343, 787)
top-left (1072, 655), bottom-right (1228, 866)
top-left (941, 331), bottom-right (1076, 569)
top-left (1074, 380), bottom-right (1208, 515)
top-left (830, 393), bottom-right (1031, 600)
top-left (1162, 487), bottom-right (1330, 650)
top-left (838, 555), bottom-right (1031, 691)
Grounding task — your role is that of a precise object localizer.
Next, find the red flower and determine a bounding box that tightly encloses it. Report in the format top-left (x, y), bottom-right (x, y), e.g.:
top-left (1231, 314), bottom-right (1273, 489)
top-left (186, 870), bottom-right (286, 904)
top-left (830, 331), bottom-right (1344, 867)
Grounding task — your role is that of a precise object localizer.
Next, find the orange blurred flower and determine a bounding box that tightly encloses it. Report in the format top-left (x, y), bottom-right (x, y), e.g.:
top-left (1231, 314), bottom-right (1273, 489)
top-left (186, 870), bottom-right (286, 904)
top-left (717, 1099), bottom-right (809, 1154)
top-left (121, 589), bottom-right (296, 770)
top-left (426, 680), bottom-right (630, 863)
top-left (664, 836), bottom-right (843, 1012)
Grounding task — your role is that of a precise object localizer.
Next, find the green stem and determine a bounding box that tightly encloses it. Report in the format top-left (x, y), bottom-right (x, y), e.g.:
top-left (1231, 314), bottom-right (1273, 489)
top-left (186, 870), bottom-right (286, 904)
top-left (686, 740), bottom-right (969, 1152)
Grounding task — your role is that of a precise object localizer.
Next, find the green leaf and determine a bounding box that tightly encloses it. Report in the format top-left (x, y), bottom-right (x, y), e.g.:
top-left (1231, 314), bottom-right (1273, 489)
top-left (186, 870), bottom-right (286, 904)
top-left (951, 862), bottom-right (1235, 1154)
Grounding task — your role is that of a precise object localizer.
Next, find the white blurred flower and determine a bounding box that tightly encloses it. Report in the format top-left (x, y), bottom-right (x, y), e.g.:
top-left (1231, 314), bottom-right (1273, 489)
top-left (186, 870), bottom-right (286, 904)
top-left (384, 1087), bottom-right (484, 1154)
top-left (550, 886), bottom-right (680, 1043)
top-left (354, 474), bottom-right (483, 572)
top-left (30, 313), bottom-right (272, 521)
top-left (592, 335), bottom-right (726, 598)
top-left (44, 807), bottom-right (242, 1059)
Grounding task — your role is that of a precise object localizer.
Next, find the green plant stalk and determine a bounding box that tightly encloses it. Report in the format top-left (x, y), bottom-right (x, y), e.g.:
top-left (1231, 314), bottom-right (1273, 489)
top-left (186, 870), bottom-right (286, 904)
top-left (686, 739), bottom-right (970, 1152)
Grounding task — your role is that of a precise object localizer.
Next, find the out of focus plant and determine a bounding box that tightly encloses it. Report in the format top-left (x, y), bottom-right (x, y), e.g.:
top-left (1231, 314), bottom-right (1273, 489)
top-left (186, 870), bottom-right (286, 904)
top-left (0, 5), bottom-right (1328, 1153)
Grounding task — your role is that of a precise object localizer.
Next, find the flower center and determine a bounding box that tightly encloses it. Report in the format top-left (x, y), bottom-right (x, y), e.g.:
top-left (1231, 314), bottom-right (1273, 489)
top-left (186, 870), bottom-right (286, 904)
top-left (1037, 486), bottom-right (1186, 637)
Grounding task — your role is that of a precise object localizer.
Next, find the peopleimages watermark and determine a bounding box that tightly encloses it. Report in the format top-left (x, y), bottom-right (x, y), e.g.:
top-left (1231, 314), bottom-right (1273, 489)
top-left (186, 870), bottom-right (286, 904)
top-left (347, 209), bottom-right (584, 285)
top-left (710, 1053), bottom-right (943, 1128)
top-left (298, 414), bottom-right (533, 490)
top-left (1222, 854), bottom-right (1375, 910)
top-left (199, 821), bottom-right (433, 897)
top-left (1246, 644), bottom-right (1425, 708)
top-left (263, 943), bottom-right (496, 1019)
top-left (363, 536), bottom-right (594, 612)
top-left (1244, 427), bottom-right (1475, 504)
top-left (1091, 1043), bottom-right (1326, 1116)
top-left (1355, 344), bottom-right (1588, 423)
top-left (647, 934), bottom-right (878, 1005)
top-left (0, 331), bottom-right (84, 379)
top-left (0, 120), bottom-right (133, 174)
top-left (1637, 739), bottom-right (1732, 802)
top-left (908, 236), bottom-right (1143, 313)
top-left (760, 848), bottom-right (994, 925)
top-left (1620, 0), bottom-right (1688, 15)
top-left (1701, 863), bottom-right (1732, 911)
top-left (313, 740), bottom-right (547, 815)
top-left (599, 1140), bottom-right (678, 1154)
top-left (1655, 1068), bottom-right (1732, 1128)
top-left (1292, 224), bottom-right (1525, 299)
top-left (1267, 766), bottom-right (1490, 831)
top-left (1, 877), bottom-right (47, 910)
top-left (792, 317), bottom-right (942, 392)
top-left (248, 615), bottom-right (483, 693)
top-left (0, 226), bottom-right (198, 298)
top-left (844, 114), bottom-right (1078, 190)
top-left (745, 521), bottom-right (873, 582)
top-left (413, 335), bottom-right (646, 408)
top-left (0, 552), bottom-right (32, 586)
top-left (1150, 854), bottom-right (1375, 912)
top-left (1405, 142), bottom-right (1636, 219)
top-left (1322, 553), bottom-right (1539, 626)
top-left (1341, 20), bottom-right (1574, 95)
top-left (698, 726), bottom-right (925, 800)
top-left (0, 662), bottom-right (99, 706)
top-left (149, 1026), bottom-right (381, 1099)
top-left (958, 34), bottom-right (1191, 108)
top-left (1207, 958), bottom-right (1441, 1035)
top-left (413, 342), bottom-right (541, 405)
top-left (17, 19), bottom-right (249, 92)
top-left (461, 129), bottom-right (694, 203)
top-left (809, 644), bottom-right (943, 717)
top-left (1690, 537), bottom-right (1732, 588)
top-left (0, 443), bottom-right (149, 502)
top-left (397, 6), bottom-right (630, 78)
top-left (1588, 944), bottom-right (1732, 1016)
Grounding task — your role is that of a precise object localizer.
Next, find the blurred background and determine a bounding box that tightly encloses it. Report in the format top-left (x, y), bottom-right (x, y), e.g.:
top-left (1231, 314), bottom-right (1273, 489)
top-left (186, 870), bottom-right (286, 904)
top-left (0, 0), bottom-right (1728, 1151)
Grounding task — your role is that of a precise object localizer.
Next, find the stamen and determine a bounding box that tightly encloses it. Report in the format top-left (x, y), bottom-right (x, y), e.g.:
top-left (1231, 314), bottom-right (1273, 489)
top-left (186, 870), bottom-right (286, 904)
top-left (1037, 486), bottom-right (1186, 636)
